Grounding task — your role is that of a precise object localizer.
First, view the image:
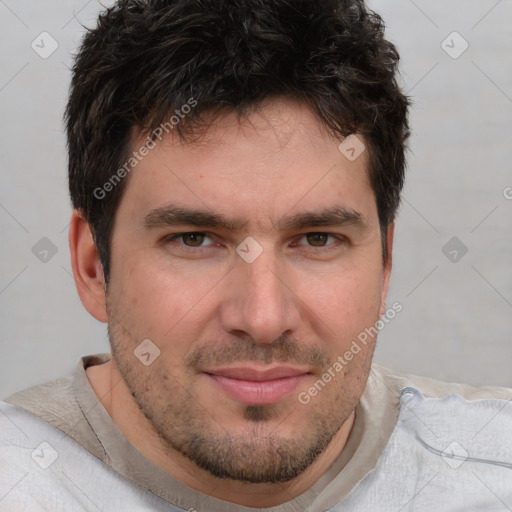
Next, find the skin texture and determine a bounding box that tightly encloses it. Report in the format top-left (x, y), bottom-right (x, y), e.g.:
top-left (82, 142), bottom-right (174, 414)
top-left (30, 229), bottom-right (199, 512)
top-left (70, 98), bottom-right (393, 507)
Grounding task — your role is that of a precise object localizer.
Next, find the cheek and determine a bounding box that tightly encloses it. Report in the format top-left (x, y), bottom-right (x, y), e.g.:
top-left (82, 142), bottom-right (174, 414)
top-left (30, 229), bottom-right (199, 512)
top-left (296, 264), bottom-right (383, 346)
top-left (109, 250), bottom-right (221, 343)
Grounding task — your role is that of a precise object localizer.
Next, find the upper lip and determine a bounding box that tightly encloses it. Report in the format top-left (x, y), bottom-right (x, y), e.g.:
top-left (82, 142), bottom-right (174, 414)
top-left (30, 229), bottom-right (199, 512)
top-left (204, 365), bottom-right (310, 381)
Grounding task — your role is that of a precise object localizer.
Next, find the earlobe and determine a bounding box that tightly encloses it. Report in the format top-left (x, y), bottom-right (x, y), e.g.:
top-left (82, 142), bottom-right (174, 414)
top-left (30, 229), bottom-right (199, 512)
top-left (379, 223), bottom-right (394, 318)
top-left (69, 210), bottom-right (108, 323)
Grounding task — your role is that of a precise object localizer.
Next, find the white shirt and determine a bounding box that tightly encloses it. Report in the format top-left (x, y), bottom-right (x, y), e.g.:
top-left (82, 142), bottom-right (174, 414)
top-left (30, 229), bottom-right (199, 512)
top-left (1, 355), bottom-right (512, 511)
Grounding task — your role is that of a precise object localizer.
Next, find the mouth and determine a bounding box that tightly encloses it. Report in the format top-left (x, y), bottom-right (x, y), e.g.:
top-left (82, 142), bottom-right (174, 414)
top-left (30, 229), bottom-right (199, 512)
top-left (203, 365), bottom-right (311, 406)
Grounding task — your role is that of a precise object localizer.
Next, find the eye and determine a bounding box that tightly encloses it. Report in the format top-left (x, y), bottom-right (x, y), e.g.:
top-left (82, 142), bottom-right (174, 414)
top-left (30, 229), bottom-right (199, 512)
top-left (166, 232), bottom-right (216, 247)
top-left (293, 232), bottom-right (345, 248)
top-left (304, 233), bottom-right (331, 247)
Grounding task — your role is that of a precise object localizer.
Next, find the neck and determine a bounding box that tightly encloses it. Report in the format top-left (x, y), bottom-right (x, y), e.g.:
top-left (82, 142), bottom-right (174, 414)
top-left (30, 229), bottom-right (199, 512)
top-left (86, 358), bottom-right (355, 507)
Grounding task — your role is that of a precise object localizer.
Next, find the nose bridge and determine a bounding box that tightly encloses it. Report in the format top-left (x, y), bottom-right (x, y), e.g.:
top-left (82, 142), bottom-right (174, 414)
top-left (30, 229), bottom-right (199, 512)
top-left (246, 250), bottom-right (282, 306)
top-left (221, 244), bottom-right (300, 344)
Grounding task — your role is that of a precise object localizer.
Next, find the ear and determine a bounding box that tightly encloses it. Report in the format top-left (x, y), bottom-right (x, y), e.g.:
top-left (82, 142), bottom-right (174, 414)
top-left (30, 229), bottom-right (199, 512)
top-left (379, 223), bottom-right (394, 318)
top-left (69, 210), bottom-right (108, 323)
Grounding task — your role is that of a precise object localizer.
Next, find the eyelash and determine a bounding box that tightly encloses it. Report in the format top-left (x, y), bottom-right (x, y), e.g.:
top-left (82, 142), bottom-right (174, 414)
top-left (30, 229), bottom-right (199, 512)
top-left (164, 232), bottom-right (348, 252)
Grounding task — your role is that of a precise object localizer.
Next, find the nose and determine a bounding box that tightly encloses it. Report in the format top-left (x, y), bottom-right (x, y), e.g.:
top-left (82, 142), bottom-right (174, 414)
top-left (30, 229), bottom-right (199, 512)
top-left (219, 247), bottom-right (301, 345)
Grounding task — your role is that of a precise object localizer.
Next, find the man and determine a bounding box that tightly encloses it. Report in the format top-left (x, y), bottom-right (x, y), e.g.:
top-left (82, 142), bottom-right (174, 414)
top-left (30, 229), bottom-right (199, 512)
top-left (1, 0), bottom-right (511, 510)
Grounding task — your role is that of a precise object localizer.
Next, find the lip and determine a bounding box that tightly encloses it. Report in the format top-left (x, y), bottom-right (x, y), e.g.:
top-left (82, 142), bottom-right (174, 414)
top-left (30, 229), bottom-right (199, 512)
top-left (203, 365), bottom-right (310, 405)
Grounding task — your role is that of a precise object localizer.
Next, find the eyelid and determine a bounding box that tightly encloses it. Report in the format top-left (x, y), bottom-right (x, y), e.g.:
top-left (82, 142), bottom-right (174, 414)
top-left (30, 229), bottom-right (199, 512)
top-left (165, 232), bottom-right (217, 246)
top-left (289, 233), bottom-right (351, 252)
top-left (163, 231), bottom-right (349, 250)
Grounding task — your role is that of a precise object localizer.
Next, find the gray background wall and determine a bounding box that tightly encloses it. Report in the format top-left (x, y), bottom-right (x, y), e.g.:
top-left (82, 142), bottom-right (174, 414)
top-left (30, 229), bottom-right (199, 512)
top-left (1, 0), bottom-right (511, 398)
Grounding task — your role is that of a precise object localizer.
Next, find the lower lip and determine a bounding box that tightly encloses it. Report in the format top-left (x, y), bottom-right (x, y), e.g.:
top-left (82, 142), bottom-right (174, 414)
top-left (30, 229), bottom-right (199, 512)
top-left (207, 374), bottom-right (307, 405)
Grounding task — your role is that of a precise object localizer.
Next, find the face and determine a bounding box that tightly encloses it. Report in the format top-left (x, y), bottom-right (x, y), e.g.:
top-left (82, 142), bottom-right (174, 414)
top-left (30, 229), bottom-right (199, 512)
top-left (105, 99), bottom-right (391, 483)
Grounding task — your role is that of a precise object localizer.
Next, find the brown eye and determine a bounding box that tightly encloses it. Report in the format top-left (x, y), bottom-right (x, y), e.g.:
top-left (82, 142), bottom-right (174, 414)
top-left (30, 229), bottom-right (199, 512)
top-left (180, 233), bottom-right (206, 246)
top-left (306, 233), bottom-right (329, 246)
top-left (166, 232), bottom-right (212, 247)
top-left (291, 233), bottom-right (348, 253)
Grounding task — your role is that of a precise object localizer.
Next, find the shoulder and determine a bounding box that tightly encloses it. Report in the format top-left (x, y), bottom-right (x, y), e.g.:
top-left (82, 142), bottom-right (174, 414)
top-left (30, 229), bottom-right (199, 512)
top-left (371, 362), bottom-right (512, 401)
top-left (370, 363), bottom-right (512, 455)
top-left (4, 377), bottom-right (77, 432)
top-left (0, 402), bottom-right (169, 512)
top-left (3, 369), bottom-right (107, 462)
top-left (336, 365), bottom-right (512, 509)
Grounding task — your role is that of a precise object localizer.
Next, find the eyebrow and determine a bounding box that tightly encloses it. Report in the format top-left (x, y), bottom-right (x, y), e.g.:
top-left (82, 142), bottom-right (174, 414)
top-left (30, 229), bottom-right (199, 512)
top-left (143, 205), bottom-right (368, 232)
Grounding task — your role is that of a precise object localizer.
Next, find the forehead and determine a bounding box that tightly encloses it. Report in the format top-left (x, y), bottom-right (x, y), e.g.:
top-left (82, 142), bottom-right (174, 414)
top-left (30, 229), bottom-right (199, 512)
top-left (116, 99), bottom-right (375, 229)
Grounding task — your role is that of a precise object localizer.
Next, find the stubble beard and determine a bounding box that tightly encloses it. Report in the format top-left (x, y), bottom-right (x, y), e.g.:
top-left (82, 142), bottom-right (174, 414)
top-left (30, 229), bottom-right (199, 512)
top-left (106, 302), bottom-right (368, 484)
